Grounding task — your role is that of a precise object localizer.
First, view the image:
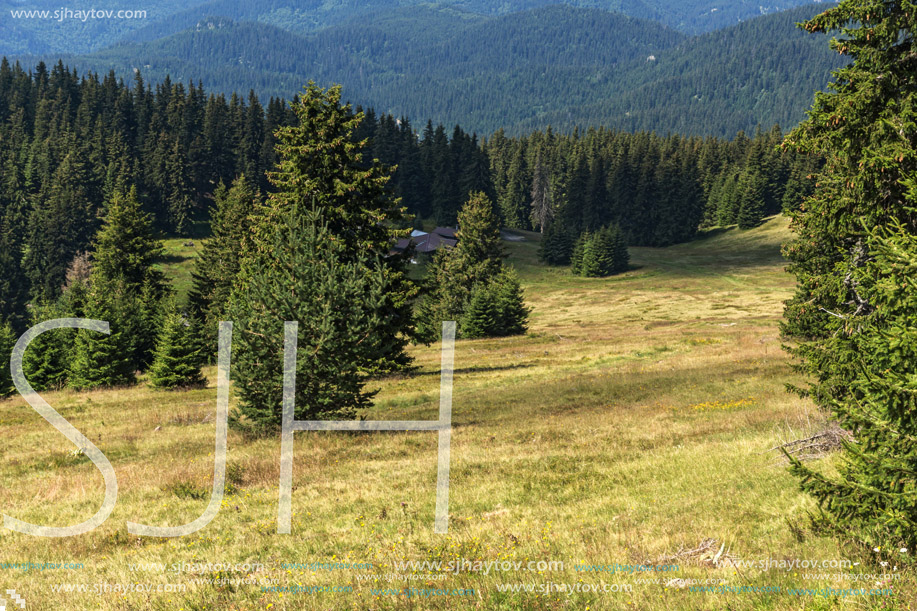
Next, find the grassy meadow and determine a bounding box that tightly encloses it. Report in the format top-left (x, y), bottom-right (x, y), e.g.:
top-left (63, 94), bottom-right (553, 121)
top-left (0, 216), bottom-right (910, 610)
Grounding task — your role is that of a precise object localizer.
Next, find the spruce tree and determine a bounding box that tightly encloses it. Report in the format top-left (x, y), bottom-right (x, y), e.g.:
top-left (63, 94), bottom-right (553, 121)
top-left (530, 152), bottom-right (554, 232)
top-left (92, 187), bottom-right (164, 289)
top-left (491, 268), bottom-right (529, 336)
top-left (570, 231), bottom-right (590, 275)
top-left (261, 82), bottom-right (416, 374)
top-left (23, 148), bottom-right (101, 302)
top-left (736, 169), bottom-right (767, 229)
top-left (188, 177), bottom-right (258, 355)
top-left (148, 301), bottom-right (204, 389)
top-left (90, 187), bottom-right (165, 371)
top-left (165, 136), bottom-right (195, 235)
top-left (415, 248), bottom-right (465, 341)
top-left (610, 224), bottom-right (630, 273)
top-left (451, 191), bottom-right (505, 286)
top-left (581, 227), bottom-right (616, 277)
top-left (716, 172), bottom-right (741, 226)
top-left (579, 232), bottom-right (603, 277)
top-left (782, 0), bottom-right (917, 552)
top-left (788, 224), bottom-right (917, 551)
top-left (499, 145), bottom-right (529, 229)
top-left (416, 192), bottom-right (508, 341)
top-left (0, 320), bottom-right (15, 398)
top-left (68, 279), bottom-right (136, 390)
top-left (21, 303), bottom-right (73, 392)
top-left (573, 226), bottom-right (629, 277)
top-left (460, 283), bottom-right (498, 339)
top-left (538, 222), bottom-right (573, 265)
top-left (457, 268), bottom-right (528, 339)
top-left (229, 207), bottom-right (389, 430)
top-left (0, 181), bottom-right (30, 332)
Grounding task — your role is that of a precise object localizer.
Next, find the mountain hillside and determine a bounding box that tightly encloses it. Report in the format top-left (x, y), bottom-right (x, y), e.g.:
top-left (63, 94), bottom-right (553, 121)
top-left (511, 3), bottom-right (845, 135)
top-left (0, 0), bottom-right (827, 55)
top-left (34, 3), bottom-right (842, 136)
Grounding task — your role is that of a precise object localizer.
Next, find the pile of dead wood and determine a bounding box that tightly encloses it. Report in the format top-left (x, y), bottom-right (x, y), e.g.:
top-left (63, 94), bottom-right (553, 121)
top-left (769, 423), bottom-right (851, 463)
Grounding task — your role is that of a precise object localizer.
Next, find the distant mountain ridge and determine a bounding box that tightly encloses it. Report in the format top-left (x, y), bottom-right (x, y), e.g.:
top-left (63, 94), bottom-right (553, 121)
top-left (1, 0), bottom-right (827, 55)
top-left (13, 3), bottom-right (841, 137)
top-left (39, 5), bottom-right (685, 122)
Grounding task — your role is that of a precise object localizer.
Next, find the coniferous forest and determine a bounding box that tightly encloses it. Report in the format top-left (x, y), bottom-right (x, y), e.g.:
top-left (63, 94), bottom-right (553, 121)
top-left (0, 57), bottom-right (816, 342)
top-left (25, 3), bottom-right (843, 137)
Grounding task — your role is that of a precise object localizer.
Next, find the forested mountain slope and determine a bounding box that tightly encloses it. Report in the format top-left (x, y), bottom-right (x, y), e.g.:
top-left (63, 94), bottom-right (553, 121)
top-left (118, 0), bottom-right (828, 41)
top-left (511, 3), bottom-right (845, 136)
top-left (0, 0), bottom-right (824, 56)
top-left (36, 3), bottom-right (841, 136)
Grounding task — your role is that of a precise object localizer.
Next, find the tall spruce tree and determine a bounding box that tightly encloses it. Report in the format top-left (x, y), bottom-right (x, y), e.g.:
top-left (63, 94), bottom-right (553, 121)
top-left (609, 224), bottom-right (630, 274)
top-left (415, 247), bottom-right (466, 341)
top-left (23, 148), bottom-right (101, 302)
top-left (416, 191), bottom-right (504, 339)
top-left (451, 191), bottom-right (505, 285)
top-left (260, 82), bottom-right (416, 373)
top-left (188, 177), bottom-right (259, 355)
top-left (88, 187), bottom-right (165, 371)
top-left (0, 180), bottom-right (30, 332)
top-left (782, 0), bottom-right (917, 552)
top-left (165, 139), bottom-right (196, 235)
top-left (92, 187), bottom-right (164, 290)
top-left (736, 168), bottom-right (767, 229)
top-left (499, 145), bottom-right (529, 229)
top-left (530, 152), bottom-right (554, 232)
top-left (229, 207), bottom-right (389, 429)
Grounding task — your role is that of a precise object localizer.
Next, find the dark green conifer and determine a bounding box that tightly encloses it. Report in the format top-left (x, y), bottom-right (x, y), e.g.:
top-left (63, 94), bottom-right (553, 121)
top-left (229, 208), bottom-right (390, 429)
top-left (610, 225), bottom-right (630, 273)
top-left (570, 231), bottom-right (590, 275)
top-left (538, 222), bottom-right (573, 265)
top-left (89, 187), bottom-right (165, 371)
top-left (0, 320), bottom-right (15, 397)
top-left (737, 169), bottom-right (767, 229)
top-left (574, 225), bottom-right (628, 277)
top-left (148, 301), bottom-right (204, 389)
top-left (782, 0), bottom-right (917, 552)
top-left (67, 280), bottom-right (135, 390)
top-left (491, 268), bottom-right (529, 336)
top-left (460, 284), bottom-right (498, 339)
top-left (188, 177), bottom-right (258, 356)
top-left (21, 303), bottom-right (73, 392)
top-left (416, 192), bottom-right (510, 341)
top-left (262, 82), bottom-right (416, 374)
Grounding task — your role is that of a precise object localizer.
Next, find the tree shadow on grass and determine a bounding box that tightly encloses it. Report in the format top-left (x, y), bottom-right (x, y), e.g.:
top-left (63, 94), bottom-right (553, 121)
top-left (156, 253), bottom-right (190, 265)
top-left (692, 226), bottom-right (735, 242)
top-left (406, 363), bottom-right (536, 378)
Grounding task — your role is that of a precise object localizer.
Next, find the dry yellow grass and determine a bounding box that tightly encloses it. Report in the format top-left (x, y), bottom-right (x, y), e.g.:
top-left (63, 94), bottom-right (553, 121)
top-left (0, 216), bottom-right (910, 610)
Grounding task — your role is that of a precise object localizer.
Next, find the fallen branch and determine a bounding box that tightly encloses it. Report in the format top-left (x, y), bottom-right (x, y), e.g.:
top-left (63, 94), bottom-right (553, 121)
top-left (769, 424), bottom-right (850, 463)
